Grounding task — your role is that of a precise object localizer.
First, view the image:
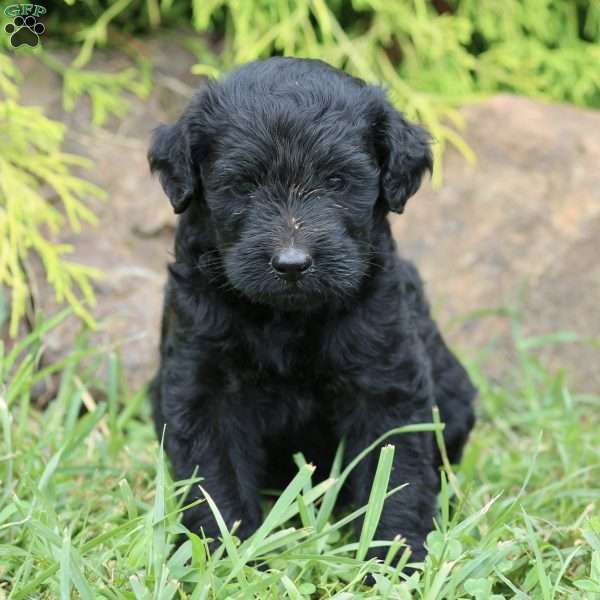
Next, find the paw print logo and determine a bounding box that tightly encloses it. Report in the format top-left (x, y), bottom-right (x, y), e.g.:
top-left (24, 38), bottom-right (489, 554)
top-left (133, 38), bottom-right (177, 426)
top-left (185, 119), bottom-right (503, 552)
top-left (5, 14), bottom-right (45, 47)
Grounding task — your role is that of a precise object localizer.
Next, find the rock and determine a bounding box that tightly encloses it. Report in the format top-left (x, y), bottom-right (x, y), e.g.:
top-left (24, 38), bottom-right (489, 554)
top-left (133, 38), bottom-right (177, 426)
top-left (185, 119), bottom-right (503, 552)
top-left (12, 43), bottom-right (600, 393)
top-left (392, 95), bottom-right (600, 393)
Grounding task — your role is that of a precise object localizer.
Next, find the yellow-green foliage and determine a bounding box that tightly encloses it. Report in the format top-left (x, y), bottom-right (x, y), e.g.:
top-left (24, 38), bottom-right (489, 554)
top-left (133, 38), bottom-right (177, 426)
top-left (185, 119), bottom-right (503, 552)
top-left (0, 60), bottom-right (105, 336)
top-left (40, 52), bottom-right (152, 126)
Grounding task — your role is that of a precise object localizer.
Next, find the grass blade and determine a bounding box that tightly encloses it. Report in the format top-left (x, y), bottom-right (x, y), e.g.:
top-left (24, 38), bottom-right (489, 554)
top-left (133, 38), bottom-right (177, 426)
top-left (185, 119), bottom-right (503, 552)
top-left (522, 510), bottom-right (552, 600)
top-left (356, 444), bottom-right (395, 561)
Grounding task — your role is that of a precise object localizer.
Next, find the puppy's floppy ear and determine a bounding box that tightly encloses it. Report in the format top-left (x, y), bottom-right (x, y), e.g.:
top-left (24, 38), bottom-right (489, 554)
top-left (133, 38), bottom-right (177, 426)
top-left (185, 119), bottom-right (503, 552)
top-left (371, 94), bottom-right (433, 214)
top-left (148, 121), bottom-right (197, 214)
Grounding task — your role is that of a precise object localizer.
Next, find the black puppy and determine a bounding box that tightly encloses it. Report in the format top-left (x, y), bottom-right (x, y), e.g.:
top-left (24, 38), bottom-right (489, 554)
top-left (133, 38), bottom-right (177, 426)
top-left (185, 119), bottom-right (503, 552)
top-left (148, 57), bottom-right (475, 565)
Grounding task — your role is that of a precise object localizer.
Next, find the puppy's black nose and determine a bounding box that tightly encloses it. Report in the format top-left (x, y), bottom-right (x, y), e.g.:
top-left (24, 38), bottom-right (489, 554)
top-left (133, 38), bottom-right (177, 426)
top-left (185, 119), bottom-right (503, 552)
top-left (271, 248), bottom-right (312, 280)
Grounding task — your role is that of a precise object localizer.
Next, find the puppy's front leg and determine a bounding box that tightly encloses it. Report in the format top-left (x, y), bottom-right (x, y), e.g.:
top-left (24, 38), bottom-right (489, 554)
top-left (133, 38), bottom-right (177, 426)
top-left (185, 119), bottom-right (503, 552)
top-left (343, 406), bottom-right (438, 565)
top-left (154, 371), bottom-right (263, 544)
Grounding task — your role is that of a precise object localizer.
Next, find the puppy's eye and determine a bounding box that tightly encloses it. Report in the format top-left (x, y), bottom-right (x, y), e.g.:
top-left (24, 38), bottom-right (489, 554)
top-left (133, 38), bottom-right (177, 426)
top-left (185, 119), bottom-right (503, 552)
top-left (327, 176), bottom-right (346, 190)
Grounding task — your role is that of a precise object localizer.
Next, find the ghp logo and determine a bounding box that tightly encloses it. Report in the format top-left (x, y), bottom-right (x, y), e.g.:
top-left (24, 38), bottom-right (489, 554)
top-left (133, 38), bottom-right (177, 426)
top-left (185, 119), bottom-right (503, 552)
top-left (4, 4), bottom-right (46, 47)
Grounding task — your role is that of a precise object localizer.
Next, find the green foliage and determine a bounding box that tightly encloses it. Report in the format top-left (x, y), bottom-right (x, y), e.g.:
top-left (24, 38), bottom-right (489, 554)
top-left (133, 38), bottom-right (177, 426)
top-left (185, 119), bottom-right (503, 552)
top-left (0, 60), bottom-right (105, 337)
top-left (1, 313), bottom-right (599, 597)
top-left (0, 1), bottom-right (153, 127)
top-left (455, 0), bottom-right (600, 107)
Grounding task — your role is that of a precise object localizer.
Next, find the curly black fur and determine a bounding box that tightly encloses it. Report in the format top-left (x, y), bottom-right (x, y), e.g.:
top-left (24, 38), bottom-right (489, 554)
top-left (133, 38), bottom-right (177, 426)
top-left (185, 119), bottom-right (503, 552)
top-left (148, 57), bottom-right (476, 565)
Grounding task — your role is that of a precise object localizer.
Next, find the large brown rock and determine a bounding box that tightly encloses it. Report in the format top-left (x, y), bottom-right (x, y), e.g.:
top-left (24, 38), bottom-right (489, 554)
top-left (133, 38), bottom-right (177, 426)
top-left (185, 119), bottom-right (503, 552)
top-left (12, 45), bottom-right (600, 392)
top-left (392, 95), bottom-right (600, 392)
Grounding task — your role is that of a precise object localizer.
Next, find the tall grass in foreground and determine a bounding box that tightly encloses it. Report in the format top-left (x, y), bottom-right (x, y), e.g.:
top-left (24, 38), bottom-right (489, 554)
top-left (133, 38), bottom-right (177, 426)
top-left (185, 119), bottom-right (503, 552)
top-left (0, 311), bottom-right (599, 598)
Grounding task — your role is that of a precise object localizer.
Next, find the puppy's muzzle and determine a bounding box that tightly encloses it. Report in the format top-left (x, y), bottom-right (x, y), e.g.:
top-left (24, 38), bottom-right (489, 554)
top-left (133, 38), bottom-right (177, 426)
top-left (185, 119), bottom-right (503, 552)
top-left (271, 247), bottom-right (312, 282)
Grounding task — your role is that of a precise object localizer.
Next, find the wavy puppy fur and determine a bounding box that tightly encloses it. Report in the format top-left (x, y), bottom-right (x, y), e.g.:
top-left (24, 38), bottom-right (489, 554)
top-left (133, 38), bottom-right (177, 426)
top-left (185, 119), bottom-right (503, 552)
top-left (148, 57), bottom-right (475, 565)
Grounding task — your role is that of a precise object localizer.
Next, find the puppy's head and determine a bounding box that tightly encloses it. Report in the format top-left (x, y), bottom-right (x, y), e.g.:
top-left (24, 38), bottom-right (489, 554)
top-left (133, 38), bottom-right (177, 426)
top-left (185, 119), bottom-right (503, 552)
top-left (149, 58), bottom-right (431, 311)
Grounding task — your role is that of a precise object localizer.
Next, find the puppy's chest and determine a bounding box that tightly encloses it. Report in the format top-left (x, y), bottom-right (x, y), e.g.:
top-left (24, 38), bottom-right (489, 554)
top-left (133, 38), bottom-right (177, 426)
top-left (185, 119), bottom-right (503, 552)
top-left (224, 323), bottom-right (328, 432)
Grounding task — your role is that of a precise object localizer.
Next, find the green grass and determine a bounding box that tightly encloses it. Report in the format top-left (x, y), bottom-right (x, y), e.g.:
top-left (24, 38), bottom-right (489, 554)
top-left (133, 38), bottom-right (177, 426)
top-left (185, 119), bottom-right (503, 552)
top-left (1, 311), bottom-right (599, 598)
